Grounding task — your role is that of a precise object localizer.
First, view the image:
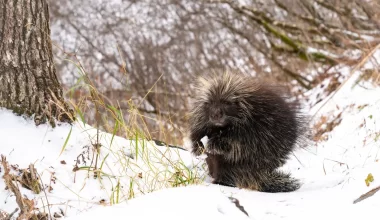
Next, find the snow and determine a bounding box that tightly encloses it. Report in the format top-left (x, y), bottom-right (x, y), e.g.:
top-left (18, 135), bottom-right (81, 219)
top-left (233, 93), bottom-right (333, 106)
top-left (1, 65), bottom-right (380, 219)
top-left (65, 185), bottom-right (251, 220)
top-left (0, 110), bottom-right (204, 218)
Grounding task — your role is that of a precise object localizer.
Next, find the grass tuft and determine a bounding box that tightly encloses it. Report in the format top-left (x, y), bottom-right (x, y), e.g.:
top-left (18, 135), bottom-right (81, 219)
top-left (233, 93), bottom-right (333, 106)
top-left (58, 55), bottom-right (206, 204)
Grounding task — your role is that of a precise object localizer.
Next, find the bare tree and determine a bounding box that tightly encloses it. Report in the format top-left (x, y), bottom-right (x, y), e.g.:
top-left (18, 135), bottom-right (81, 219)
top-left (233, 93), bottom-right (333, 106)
top-left (0, 0), bottom-right (74, 127)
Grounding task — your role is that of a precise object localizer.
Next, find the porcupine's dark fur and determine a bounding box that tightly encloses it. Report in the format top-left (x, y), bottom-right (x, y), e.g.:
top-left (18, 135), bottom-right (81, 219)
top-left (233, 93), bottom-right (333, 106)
top-left (188, 71), bottom-right (308, 193)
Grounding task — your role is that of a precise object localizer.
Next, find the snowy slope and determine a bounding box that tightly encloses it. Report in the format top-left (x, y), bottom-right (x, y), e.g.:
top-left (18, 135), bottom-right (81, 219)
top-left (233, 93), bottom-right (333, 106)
top-left (64, 185), bottom-right (252, 220)
top-left (0, 110), bottom-right (204, 218)
top-left (1, 67), bottom-right (380, 219)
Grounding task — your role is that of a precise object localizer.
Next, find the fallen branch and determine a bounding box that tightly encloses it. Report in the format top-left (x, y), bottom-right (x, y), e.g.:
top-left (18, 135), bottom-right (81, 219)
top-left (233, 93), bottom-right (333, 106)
top-left (1, 155), bottom-right (30, 219)
top-left (353, 185), bottom-right (380, 204)
top-left (1, 155), bottom-right (47, 220)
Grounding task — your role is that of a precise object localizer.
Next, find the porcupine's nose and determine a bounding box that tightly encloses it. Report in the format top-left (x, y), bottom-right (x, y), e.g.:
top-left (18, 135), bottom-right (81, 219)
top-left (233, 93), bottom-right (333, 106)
top-left (210, 107), bottom-right (225, 127)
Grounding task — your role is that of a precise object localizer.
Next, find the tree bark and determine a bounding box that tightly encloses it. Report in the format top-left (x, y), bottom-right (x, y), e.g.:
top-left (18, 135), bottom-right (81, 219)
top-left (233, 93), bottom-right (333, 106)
top-left (0, 0), bottom-right (74, 127)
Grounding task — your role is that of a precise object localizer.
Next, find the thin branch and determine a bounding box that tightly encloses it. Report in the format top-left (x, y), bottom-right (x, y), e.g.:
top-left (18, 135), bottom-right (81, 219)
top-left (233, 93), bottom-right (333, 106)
top-left (353, 185), bottom-right (380, 204)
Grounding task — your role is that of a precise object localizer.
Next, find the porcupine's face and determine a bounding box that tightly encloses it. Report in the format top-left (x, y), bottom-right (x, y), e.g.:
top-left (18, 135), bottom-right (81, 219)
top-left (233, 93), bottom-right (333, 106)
top-left (204, 97), bottom-right (240, 128)
top-left (196, 72), bottom-right (256, 129)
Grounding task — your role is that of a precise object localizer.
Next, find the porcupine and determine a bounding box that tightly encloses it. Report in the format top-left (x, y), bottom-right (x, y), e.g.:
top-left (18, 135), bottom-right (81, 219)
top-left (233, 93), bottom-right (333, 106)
top-left (188, 71), bottom-right (307, 192)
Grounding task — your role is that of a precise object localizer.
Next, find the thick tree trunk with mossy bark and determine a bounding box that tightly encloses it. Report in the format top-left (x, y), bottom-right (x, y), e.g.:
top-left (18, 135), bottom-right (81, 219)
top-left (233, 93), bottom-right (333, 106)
top-left (0, 0), bottom-right (74, 127)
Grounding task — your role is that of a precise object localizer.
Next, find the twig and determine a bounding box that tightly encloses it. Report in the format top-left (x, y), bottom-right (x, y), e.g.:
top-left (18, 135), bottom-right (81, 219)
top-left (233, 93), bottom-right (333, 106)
top-left (353, 185), bottom-right (380, 204)
top-left (152, 139), bottom-right (188, 151)
top-left (37, 173), bottom-right (52, 219)
top-left (8, 208), bottom-right (19, 219)
top-left (27, 164), bottom-right (42, 194)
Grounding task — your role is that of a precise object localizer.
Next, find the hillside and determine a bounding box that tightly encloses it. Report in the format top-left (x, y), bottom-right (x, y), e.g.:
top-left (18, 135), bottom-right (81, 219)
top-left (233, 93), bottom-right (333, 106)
top-left (1, 64), bottom-right (380, 219)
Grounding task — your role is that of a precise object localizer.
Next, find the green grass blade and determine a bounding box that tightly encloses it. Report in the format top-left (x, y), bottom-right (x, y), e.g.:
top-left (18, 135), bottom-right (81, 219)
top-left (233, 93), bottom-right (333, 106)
top-left (59, 126), bottom-right (72, 157)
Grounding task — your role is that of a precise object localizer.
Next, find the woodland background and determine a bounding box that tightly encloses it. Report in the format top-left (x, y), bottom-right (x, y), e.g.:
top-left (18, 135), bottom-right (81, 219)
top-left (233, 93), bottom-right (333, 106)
top-left (49, 0), bottom-right (380, 145)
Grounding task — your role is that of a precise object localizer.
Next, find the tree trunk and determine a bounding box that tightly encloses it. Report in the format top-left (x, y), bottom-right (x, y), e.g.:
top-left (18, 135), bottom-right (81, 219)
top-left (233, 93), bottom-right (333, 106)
top-left (0, 0), bottom-right (74, 127)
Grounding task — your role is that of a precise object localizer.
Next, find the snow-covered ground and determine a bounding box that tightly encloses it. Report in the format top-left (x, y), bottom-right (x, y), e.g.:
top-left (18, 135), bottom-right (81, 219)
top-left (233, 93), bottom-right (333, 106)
top-left (0, 109), bottom-right (205, 219)
top-left (1, 67), bottom-right (380, 219)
